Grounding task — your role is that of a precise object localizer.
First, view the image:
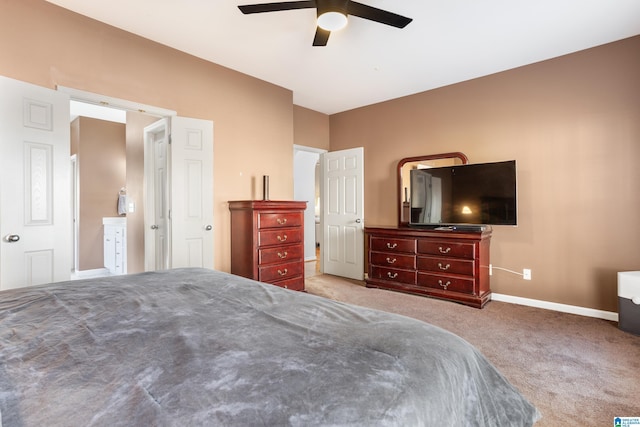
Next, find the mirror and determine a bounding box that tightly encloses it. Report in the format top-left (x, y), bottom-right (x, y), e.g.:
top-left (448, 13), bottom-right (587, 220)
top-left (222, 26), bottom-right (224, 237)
top-left (397, 152), bottom-right (469, 226)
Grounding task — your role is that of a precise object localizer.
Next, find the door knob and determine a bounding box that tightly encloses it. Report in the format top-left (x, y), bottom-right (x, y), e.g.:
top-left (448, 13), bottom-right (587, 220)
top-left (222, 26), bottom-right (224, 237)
top-left (205, 225), bottom-right (212, 231)
top-left (4, 234), bottom-right (20, 242)
top-left (355, 218), bottom-right (362, 223)
top-left (150, 225), bottom-right (159, 230)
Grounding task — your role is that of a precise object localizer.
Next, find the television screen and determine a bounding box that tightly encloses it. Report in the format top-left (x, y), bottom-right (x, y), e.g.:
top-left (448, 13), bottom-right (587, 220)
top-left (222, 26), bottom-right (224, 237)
top-left (409, 160), bottom-right (517, 227)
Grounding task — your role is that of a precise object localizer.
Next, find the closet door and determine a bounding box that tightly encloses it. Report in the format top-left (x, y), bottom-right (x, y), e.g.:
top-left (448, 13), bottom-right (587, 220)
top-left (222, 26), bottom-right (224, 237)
top-left (0, 76), bottom-right (70, 289)
top-left (143, 116), bottom-right (214, 271)
top-left (170, 116), bottom-right (214, 269)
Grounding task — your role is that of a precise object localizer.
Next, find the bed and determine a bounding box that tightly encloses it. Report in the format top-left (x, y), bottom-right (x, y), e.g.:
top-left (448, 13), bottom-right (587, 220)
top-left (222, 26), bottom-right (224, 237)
top-left (0, 268), bottom-right (540, 426)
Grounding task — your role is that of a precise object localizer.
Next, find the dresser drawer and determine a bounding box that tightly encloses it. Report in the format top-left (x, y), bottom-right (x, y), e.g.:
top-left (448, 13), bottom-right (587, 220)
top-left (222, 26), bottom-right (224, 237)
top-left (416, 272), bottom-right (475, 294)
top-left (417, 256), bottom-right (475, 276)
top-left (258, 228), bottom-right (303, 247)
top-left (259, 260), bottom-right (303, 283)
top-left (258, 212), bottom-right (303, 229)
top-left (370, 251), bottom-right (415, 269)
top-left (259, 244), bottom-right (303, 265)
top-left (370, 237), bottom-right (416, 254)
top-left (370, 266), bottom-right (416, 285)
top-left (272, 276), bottom-right (305, 291)
top-left (417, 240), bottom-right (475, 259)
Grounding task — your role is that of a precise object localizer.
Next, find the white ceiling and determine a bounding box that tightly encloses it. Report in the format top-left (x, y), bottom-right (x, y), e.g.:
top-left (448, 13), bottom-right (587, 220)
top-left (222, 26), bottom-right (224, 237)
top-left (46, 0), bottom-right (640, 115)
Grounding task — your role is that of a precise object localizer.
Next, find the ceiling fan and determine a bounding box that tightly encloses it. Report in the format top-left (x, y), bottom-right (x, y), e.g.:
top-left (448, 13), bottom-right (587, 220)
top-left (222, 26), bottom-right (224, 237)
top-left (238, 0), bottom-right (413, 46)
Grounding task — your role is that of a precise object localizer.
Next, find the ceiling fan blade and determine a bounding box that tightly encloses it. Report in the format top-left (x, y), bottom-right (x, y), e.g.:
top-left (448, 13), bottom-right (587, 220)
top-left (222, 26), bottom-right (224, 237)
top-left (346, 1), bottom-right (412, 28)
top-left (312, 27), bottom-right (330, 46)
top-left (238, 1), bottom-right (316, 14)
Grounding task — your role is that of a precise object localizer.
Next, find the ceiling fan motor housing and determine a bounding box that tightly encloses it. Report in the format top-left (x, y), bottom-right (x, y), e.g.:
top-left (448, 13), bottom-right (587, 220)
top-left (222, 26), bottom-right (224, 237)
top-left (316, 0), bottom-right (350, 16)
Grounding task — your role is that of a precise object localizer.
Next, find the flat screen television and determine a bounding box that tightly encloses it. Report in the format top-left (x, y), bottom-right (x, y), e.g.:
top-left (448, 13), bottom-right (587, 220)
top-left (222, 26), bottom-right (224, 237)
top-left (409, 160), bottom-right (517, 228)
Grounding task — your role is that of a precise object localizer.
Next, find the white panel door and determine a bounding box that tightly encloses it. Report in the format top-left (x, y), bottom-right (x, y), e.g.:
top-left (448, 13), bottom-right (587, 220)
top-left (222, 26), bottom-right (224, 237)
top-left (144, 119), bottom-right (171, 271)
top-left (170, 117), bottom-right (214, 269)
top-left (321, 147), bottom-right (364, 280)
top-left (0, 76), bottom-right (70, 289)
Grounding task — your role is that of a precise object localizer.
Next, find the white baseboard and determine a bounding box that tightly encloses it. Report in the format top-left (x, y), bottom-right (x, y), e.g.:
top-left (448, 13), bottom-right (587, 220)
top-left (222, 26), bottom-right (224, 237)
top-left (491, 293), bottom-right (619, 322)
top-left (72, 268), bottom-right (110, 279)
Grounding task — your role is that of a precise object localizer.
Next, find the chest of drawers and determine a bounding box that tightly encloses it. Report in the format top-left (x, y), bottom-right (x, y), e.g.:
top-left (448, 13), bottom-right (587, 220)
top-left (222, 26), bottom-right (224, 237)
top-left (365, 226), bottom-right (492, 308)
top-left (229, 200), bottom-right (307, 291)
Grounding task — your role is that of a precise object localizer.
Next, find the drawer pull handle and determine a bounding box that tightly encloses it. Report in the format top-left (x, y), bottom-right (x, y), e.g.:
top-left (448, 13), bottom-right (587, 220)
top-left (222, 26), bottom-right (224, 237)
top-left (277, 218), bottom-right (287, 225)
top-left (438, 280), bottom-right (451, 290)
top-left (277, 268), bottom-right (288, 276)
top-left (277, 251), bottom-right (288, 259)
top-left (387, 272), bottom-right (398, 279)
top-left (386, 242), bottom-right (398, 249)
top-left (438, 263), bottom-right (451, 271)
top-left (438, 246), bottom-right (451, 254)
top-left (277, 234), bottom-right (288, 242)
top-left (386, 257), bottom-right (397, 264)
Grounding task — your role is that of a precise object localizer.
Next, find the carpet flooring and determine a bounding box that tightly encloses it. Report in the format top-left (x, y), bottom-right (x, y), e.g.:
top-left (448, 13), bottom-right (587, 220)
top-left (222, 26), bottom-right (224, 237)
top-left (305, 274), bottom-right (640, 427)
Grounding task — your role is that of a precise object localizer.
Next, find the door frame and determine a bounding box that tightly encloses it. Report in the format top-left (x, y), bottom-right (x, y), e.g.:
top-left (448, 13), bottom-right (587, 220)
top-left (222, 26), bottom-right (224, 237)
top-left (70, 154), bottom-right (79, 273)
top-left (58, 86), bottom-right (177, 273)
top-left (58, 87), bottom-right (176, 119)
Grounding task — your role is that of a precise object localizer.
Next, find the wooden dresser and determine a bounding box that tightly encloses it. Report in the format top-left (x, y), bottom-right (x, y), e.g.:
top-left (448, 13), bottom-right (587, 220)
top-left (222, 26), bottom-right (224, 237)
top-left (229, 200), bottom-right (307, 291)
top-left (365, 226), bottom-right (492, 308)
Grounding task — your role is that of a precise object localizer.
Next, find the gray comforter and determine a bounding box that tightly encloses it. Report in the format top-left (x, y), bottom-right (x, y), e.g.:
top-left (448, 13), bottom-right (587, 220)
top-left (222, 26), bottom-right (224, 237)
top-left (0, 268), bottom-right (540, 426)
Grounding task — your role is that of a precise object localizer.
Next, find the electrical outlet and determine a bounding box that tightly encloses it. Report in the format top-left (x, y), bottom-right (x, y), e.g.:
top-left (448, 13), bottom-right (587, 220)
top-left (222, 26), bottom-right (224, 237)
top-left (523, 269), bottom-right (532, 280)
top-left (489, 264), bottom-right (493, 276)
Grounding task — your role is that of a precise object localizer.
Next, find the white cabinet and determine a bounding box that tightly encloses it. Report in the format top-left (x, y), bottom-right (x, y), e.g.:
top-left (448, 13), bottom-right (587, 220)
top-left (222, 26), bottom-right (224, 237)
top-left (103, 217), bottom-right (127, 275)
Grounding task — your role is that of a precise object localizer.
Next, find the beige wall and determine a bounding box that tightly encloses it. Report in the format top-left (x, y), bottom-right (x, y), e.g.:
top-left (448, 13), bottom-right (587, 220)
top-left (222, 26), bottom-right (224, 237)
top-left (330, 36), bottom-right (640, 312)
top-left (0, 0), bottom-right (297, 272)
top-left (3, 0), bottom-right (638, 312)
top-left (294, 105), bottom-right (330, 150)
top-left (70, 117), bottom-right (126, 270)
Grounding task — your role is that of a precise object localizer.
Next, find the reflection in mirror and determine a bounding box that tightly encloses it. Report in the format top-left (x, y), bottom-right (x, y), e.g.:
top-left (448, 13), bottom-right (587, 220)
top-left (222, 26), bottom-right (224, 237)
top-left (397, 152), bottom-right (469, 226)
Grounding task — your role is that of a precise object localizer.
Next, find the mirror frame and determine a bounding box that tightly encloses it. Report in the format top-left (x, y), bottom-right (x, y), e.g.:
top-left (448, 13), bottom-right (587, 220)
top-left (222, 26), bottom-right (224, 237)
top-left (397, 152), bottom-right (469, 227)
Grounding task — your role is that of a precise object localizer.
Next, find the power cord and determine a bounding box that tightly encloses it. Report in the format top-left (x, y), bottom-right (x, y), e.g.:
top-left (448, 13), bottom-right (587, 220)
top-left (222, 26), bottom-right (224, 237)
top-left (491, 266), bottom-right (524, 277)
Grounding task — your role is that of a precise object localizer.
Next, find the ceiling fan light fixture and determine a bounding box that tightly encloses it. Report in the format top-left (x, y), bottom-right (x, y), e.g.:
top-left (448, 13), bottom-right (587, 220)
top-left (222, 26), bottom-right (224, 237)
top-left (317, 11), bottom-right (348, 31)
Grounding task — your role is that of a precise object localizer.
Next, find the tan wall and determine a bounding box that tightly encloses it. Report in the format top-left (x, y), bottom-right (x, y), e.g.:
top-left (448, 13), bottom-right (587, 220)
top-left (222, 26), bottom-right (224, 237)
top-left (329, 36), bottom-right (640, 312)
top-left (72, 117), bottom-right (126, 270)
top-left (3, 0), bottom-right (638, 312)
top-left (294, 105), bottom-right (330, 150)
top-left (0, 0), bottom-right (296, 272)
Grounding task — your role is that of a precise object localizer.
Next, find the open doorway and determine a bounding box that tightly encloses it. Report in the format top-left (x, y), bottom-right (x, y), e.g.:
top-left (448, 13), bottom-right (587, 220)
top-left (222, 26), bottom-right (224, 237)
top-left (293, 145), bottom-right (326, 277)
top-left (66, 93), bottom-right (174, 278)
top-left (69, 100), bottom-right (131, 278)
top-left (66, 89), bottom-right (214, 277)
